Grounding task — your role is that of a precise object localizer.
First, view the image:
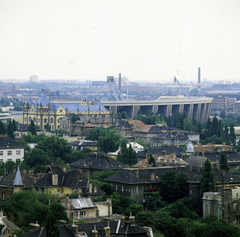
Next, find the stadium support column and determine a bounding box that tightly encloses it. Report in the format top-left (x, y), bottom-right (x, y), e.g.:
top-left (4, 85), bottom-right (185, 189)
top-left (132, 105), bottom-right (140, 118)
top-left (166, 105), bottom-right (172, 117)
top-left (206, 103), bottom-right (211, 120)
top-left (201, 103), bottom-right (208, 122)
top-left (110, 106), bottom-right (117, 115)
top-left (179, 104), bottom-right (184, 113)
top-left (152, 105), bottom-right (158, 114)
top-left (196, 103), bottom-right (202, 121)
top-left (188, 104), bottom-right (194, 119)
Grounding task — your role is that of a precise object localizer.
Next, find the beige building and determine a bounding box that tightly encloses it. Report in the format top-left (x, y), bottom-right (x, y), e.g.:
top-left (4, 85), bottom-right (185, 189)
top-left (23, 91), bottom-right (111, 131)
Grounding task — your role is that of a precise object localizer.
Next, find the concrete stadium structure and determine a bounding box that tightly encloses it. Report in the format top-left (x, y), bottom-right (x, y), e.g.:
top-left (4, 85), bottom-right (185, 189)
top-left (102, 95), bottom-right (213, 122)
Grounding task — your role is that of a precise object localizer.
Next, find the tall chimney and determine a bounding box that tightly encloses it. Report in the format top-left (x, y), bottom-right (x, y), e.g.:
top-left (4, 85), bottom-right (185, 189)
top-left (119, 73), bottom-right (121, 93)
top-left (198, 67), bottom-right (201, 84)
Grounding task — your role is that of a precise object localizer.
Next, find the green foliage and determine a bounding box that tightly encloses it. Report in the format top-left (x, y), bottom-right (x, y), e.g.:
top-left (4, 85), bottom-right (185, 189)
top-left (145, 192), bottom-right (167, 211)
top-left (115, 111), bottom-right (127, 120)
top-left (46, 209), bottom-right (60, 237)
top-left (229, 122), bottom-right (236, 145)
top-left (28, 120), bottom-right (37, 135)
top-left (134, 109), bottom-right (162, 125)
top-left (199, 159), bottom-right (216, 197)
top-left (71, 113), bottom-right (79, 124)
top-left (117, 140), bottom-right (138, 166)
top-left (45, 123), bottom-right (51, 132)
top-left (24, 148), bottom-right (49, 167)
top-left (135, 140), bottom-right (150, 148)
top-left (160, 170), bottom-right (189, 204)
top-left (111, 192), bottom-right (135, 214)
top-left (0, 121), bottom-right (5, 135)
top-left (86, 127), bottom-right (121, 153)
top-left (220, 153), bottom-right (230, 172)
top-left (7, 120), bottom-right (15, 139)
top-left (148, 154), bottom-right (156, 164)
top-left (219, 111), bottom-right (226, 119)
top-left (0, 189), bottom-right (67, 229)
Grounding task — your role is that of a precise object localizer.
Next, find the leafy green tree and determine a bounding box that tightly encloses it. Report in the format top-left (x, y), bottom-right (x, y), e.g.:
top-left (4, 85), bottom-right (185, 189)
top-left (220, 153), bottom-right (230, 172)
top-left (111, 192), bottom-right (134, 214)
top-left (229, 122), bottom-right (236, 145)
top-left (71, 114), bottom-right (78, 124)
top-left (0, 121), bottom-right (5, 135)
top-left (145, 192), bottom-right (167, 211)
top-left (211, 116), bottom-right (218, 136)
top-left (24, 148), bottom-right (49, 167)
top-left (117, 140), bottom-right (138, 166)
top-left (98, 129), bottom-right (121, 153)
top-left (219, 110), bottom-right (226, 119)
top-left (45, 123), bottom-right (51, 132)
top-left (45, 209), bottom-right (60, 237)
top-left (199, 159), bottom-right (215, 197)
top-left (7, 120), bottom-right (15, 139)
top-left (28, 120), bottom-right (37, 135)
top-left (12, 119), bottom-right (18, 131)
top-left (148, 154), bottom-right (156, 165)
top-left (223, 123), bottom-right (228, 141)
top-left (85, 127), bottom-right (105, 141)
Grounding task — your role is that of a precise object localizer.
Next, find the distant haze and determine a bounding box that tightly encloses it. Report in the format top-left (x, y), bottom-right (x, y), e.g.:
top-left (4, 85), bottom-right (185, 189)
top-left (0, 0), bottom-right (240, 83)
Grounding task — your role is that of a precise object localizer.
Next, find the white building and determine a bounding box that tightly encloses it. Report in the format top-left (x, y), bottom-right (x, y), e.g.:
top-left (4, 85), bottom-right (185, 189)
top-left (0, 136), bottom-right (24, 162)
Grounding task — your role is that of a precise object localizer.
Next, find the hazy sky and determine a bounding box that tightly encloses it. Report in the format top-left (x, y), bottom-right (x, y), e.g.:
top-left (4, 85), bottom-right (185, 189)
top-left (0, 0), bottom-right (240, 83)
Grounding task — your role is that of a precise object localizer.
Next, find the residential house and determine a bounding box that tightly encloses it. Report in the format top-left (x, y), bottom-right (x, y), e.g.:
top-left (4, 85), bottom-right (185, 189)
top-left (0, 167), bottom-right (42, 202)
top-left (34, 166), bottom-right (105, 198)
top-left (134, 124), bottom-right (175, 144)
top-left (0, 136), bottom-right (24, 162)
top-left (203, 187), bottom-right (240, 226)
top-left (186, 151), bottom-right (240, 171)
top-left (0, 210), bottom-right (20, 236)
top-left (194, 143), bottom-right (231, 153)
top-left (64, 197), bottom-right (112, 219)
top-left (70, 155), bottom-right (126, 179)
top-left (105, 166), bottom-right (240, 205)
top-left (137, 147), bottom-right (185, 161)
top-left (115, 119), bottom-right (146, 141)
top-left (72, 121), bottom-right (95, 136)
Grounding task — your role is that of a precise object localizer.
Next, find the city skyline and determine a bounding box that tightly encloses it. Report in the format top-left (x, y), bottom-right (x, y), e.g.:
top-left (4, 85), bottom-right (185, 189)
top-left (0, 0), bottom-right (240, 83)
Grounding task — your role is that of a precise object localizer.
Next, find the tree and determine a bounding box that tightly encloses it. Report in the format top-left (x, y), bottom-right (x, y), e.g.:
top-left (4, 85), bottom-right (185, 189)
top-left (45, 209), bottom-right (60, 237)
top-left (199, 159), bottom-right (215, 197)
top-left (45, 123), bottom-right (51, 132)
top-left (24, 148), bottom-right (49, 167)
top-left (0, 121), bottom-right (5, 135)
top-left (117, 140), bottom-right (138, 166)
top-left (211, 116), bottom-right (218, 137)
top-left (28, 120), bottom-right (37, 136)
top-left (148, 154), bottom-right (156, 165)
top-left (98, 129), bottom-right (121, 153)
top-left (220, 153), bottom-right (230, 172)
top-left (219, 111), bottom-right (226, 119)
top-left (71, 114), bottom-right (78, 124)
top-left (229, 123), bottom-right (236, 145)
top-left (7, 120), bottom-right (15, 139)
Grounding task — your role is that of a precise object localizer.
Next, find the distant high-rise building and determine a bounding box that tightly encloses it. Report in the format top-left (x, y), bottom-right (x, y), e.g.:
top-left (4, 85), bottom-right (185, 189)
top-left (30, 75), bottom-right (38, 83)
top-left (198, 68), bottom-right (201, 84)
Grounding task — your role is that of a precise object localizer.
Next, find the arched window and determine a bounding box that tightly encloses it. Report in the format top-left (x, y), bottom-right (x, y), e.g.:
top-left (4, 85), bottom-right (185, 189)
top-left (29, 117), bottom-right (31, 122)
top-left (50, 117), bottom-right (53, 123)
top-left (33, 117), bottom-right (36, 122)
top-left (44, 118), bottom-right (47, 123)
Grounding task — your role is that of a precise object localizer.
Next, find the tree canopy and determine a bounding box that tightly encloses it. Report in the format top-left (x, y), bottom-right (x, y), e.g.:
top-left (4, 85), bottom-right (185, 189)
top-left (28, 120), bottom-right (37, 135)
top-left (219, 153), bottom-right (230, 172)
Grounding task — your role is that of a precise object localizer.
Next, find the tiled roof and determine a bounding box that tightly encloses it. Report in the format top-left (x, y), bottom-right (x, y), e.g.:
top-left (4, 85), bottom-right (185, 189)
top-left (34, 92), bottom-right (50, 106)
top-left (137, 147), bottom-right (185, 158)
top-left (0, 136), bottom-right (24, 149)
top-left (70, 155), bottom-right (126, 170)
top-left (0, 210), bottom-right (20, 232)
top-left (128, 120), bottom-right (146, 128)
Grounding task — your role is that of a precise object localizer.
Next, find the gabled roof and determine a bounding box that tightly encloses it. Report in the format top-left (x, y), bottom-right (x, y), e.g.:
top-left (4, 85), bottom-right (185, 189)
top-left (27, 97), bottom-right (33, 105)
top-left (0, 136), bottom-right (24, 149)
top-left (137, 147), bottom-right (185, 158)
top-left (128, 120), bottom-right (146, 128)
top-left (0, 210), bottom-right (20, 232)
top-left (135, 125), bottom-right (173, 133)
top-left (70, 155), bottom-right (126, 170)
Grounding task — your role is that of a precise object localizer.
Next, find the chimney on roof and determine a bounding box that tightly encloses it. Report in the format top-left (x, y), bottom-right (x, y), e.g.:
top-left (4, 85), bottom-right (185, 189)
top-left (151, 173), bottom-right (155, 181)
top-left (89, 182), bottom-right (92, 193)
top-left (29, 222), bottom-right (40, 232)
top-left (216, 164), bottom-right (220, 171)
top-left (52, 174), bottom-right (58, 185)
top-left (129, 215), bottom-right (135, 226)
top-left (71, 223), bottom-right (78, 235)
top-left (121, 216), bottom-right (125, 226)
top-left (198, 162), bottom-right (202, 172)
top-left (92, 228), bottom-right (98, 237)
top-left (104, 224), bottom-right (111, 237)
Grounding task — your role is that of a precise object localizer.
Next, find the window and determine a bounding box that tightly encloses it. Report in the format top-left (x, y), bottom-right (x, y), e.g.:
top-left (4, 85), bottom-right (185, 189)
top-left (74, 211), bottom-right (78, 218)
top-left (116, 184), bottom-right (118, 191)
top-left (51, 117), bottom-right (53, 123)
top-left (237, 193), bottom-right (239, 198)
top-left (0, 151), bottom-right (3, 156)
top-left (7, 151), bottom-right (12, 156)
top-left (237, 205), bottom-right (239, 212)
top-left (0, 159), bottom-right (3, 163)
top-left (80, 211), bottom-right (86, 216)
top-left (136, 186), bottom-right (138, 194)
top-left (237, 219), bottom-right (240, 224)
top-left (2, 192), bottom-right (5, 201)
top-left (44, 118), bottom-right (47, 123)
top-left (7, 159), bottom-right (12, 161)
top-left (60, 109), bottom-right (62, 112)
top-left (16, 150), bottom-right (21, 155)
top-left (122, 186), bottom-right (124, 193)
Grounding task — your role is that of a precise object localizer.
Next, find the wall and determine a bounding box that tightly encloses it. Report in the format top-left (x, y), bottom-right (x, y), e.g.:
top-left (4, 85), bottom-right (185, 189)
top-left (0, 148), bottom-right (24, 162)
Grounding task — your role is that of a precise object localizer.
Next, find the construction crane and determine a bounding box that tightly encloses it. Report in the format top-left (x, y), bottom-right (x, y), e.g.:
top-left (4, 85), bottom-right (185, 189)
top-left (174, 77), bottom-right (191, 99)
top-left (107, 76), bottom-right (123, 101)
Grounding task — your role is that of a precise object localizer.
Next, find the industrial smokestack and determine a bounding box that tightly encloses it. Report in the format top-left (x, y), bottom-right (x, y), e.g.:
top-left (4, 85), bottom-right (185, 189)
top-left (119, 73), bottom-right (121, 93)
top-left (198, 67), bottom-right (201, 84)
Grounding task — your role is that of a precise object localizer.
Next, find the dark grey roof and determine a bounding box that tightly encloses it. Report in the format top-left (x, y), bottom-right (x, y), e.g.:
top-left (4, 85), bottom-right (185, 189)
top-left (70, 155), bottom-right (126, 170)
top-left (152, 131), bottom-right (189, 140)
top-left (0, 210), bottom-right (20, 232)
top-left (185, 155), bottom-right (207, 167)
top-left (72, 140), bottom-right (98, 147)
top-left (203, 151), bottom-right (240, 163)
top-left (137, 147), bottom-right (185, 158)
top-left (34, 168), bottom-right (105, 196)
top-left (21, 221), bottom-right (148, 237)
top-left (0, 137), bottom-right (24, 149)
top-left (106, 166), bottom-right (240, 185)
top-left (116, 119), bottom-right (132, 128)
